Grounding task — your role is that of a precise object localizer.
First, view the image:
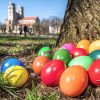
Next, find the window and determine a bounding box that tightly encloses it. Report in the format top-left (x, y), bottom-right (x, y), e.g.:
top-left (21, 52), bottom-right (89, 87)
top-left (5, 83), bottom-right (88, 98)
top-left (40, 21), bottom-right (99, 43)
top-left (9, 7), bottom-right (12, 9)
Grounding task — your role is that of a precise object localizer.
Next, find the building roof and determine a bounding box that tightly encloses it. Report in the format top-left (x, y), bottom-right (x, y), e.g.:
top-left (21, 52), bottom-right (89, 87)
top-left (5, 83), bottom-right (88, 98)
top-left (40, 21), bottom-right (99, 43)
top-left (5, 16), bottom-right (39, 22)
top-left (19, 16), bottom-right (38, 21)
top-left (17, 23), bottom-right (33, 26)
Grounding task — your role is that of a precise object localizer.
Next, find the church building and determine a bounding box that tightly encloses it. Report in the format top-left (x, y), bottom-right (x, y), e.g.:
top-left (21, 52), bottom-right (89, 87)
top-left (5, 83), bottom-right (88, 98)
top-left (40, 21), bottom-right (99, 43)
top-left (5, 1), bottom-right (40, 33)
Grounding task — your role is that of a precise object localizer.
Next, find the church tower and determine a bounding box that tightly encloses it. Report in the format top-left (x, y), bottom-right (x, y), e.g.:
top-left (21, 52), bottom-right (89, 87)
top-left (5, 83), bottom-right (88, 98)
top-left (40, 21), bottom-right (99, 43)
top-left (8, 1), bottom-right (16, 22)
top-left (7, 0), bottom-right (17, 30)
top-left (17, 4), bottom-right (24, 18)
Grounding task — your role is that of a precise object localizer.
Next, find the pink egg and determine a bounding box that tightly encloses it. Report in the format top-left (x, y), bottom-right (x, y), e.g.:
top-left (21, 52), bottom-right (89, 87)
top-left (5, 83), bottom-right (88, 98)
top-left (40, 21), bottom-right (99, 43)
top-left (61, 43), bottom-right (76, 54)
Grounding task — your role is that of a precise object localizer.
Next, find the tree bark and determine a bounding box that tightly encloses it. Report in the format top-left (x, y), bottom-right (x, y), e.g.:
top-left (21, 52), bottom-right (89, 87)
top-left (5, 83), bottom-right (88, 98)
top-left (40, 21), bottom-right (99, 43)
top-left (57, 0), bottom-right (100, 47)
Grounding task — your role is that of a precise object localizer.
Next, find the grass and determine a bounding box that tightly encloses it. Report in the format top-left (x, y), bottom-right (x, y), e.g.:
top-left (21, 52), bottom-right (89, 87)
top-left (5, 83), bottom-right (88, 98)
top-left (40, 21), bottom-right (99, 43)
top-left (1, 35), bottom-right (99, 100)
top-left (0, 35), bottom-right (57, 55)
top-left (0, 72), bottom-right (19, 99)
top-left (0, 71), bottom-right (58, 100)
top-left (25, 85), bottom-right (57, 100)
top-left (0, 35), bottom-right (58, 99)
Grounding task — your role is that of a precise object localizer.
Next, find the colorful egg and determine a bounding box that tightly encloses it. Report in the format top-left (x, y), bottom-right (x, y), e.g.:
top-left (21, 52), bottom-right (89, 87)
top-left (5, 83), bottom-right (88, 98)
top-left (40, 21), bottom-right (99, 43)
top-left (38, 47), bottom-right (52, 59)
top-left (88, 60), bottom-right (100, 86)
top-left (41, 60), bottom-right (65, 86)
top-left (60, 65), bottom-right (88, 97)
top-left (89, 50), bottom-right (100, 60)
top-left (89, 40), bottom-right (100, 53)
top-left (32, 56), bottom-right (50, 75)
top-left (77, 40), bottom-right (90, 52)
top-left (71, 48), bottom-right (88, 58)
top-left (1, 58), bottom-right (25, 73)
top-left (68, 56), bottom-right (93, 70)
top-left (61, 43), bottom-right (76, 54)
top-left (3, 66), bottom-right (28, 87)
top-left (53, 49), bottom-right (71, 66)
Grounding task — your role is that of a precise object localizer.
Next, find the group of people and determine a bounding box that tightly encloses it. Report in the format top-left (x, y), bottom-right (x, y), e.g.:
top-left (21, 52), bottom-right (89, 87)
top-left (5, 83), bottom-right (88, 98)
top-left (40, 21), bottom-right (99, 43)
top-left (19, 25), bottom-right (29, 36)
top-left (1, 26), bottom-right (6, 34)
top-left (0, 25), bottom-right (33, 36)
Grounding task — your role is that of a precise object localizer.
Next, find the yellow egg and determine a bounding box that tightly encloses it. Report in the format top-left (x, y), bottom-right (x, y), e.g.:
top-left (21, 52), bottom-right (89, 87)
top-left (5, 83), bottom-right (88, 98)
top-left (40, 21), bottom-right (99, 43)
top-left (3, 66), bottom-right (28, 87)
top-left (89, 40), bottom-right (100, 53)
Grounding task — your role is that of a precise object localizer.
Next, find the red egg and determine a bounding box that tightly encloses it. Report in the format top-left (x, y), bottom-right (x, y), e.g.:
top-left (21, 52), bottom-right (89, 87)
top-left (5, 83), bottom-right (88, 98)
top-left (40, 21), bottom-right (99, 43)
top-left (88, 60), bottom-right (100, 86)
top-left (41, 60), bottom-right (65, 86)
top-left (71, 48), bottom-right (88, 58)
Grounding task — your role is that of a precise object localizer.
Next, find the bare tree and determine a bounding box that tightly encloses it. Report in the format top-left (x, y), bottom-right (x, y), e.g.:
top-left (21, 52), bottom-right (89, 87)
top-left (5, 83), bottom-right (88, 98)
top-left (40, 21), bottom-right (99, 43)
top-left (0, 23), bottom-right (6, 34)
top-left (40, 18), bottom-right (49, 34)
top-left (32, 24), bottom-right (37, 34)
top-left (49, 16), bottom-right (63, 34)
top-left (32, 23), bottom-right (40, 35)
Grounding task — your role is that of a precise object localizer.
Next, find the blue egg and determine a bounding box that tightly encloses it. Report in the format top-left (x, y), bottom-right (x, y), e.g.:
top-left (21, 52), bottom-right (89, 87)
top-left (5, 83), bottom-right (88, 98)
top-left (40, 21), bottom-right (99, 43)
top-left (1, 58), bottom-right (25, 73)
top-left (89, 50), bottom-right (100, 60)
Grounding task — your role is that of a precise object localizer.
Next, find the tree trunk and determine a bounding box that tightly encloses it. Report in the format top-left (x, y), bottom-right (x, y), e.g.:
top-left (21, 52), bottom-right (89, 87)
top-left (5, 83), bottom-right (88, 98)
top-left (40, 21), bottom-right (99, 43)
top-left (57, 0), bottom-right (100, 47)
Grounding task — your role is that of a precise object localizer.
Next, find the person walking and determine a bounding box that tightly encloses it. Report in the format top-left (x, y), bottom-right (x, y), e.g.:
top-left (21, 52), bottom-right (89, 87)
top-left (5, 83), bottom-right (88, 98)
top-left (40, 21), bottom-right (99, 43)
top-left (23, 25), bottom-right (28, 36)
top-left (19, 26), bottom-right (22, 36)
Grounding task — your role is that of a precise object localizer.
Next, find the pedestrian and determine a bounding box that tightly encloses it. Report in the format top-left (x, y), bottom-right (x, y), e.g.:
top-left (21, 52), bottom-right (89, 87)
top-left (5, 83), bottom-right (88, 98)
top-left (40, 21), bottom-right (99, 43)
top-left (19, 26), bottom-right (22, 36)
top-left (3, 26), bottom-right (6, 34)
top-left (23, 25), bottom-right (28, 36)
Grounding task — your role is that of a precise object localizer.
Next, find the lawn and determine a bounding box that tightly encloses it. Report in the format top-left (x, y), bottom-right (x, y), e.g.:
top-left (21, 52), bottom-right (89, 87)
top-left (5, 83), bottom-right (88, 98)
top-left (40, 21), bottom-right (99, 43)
top-left (0, 35), bottom-right (100, 100)
top-left (0, 35), bottom-right (56, 56)
top-left (0, 35), bottom-right (59, 100)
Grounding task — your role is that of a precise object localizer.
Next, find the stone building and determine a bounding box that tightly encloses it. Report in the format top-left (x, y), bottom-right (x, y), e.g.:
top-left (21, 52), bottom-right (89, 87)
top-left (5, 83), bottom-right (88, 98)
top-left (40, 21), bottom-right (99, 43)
top-left (5, 1), bottom-right (40, 33)
top-left (49, 26), bottom-right (60, 34)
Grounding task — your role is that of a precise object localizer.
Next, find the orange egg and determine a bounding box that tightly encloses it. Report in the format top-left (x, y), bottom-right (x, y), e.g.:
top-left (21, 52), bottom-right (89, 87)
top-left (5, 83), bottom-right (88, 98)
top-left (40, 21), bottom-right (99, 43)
top-left (77, 40), bottom-right (90, 52)
top-left (59, 65), bottom-right (88, 97)
top-left (32, 56), bottom-right (50, 75)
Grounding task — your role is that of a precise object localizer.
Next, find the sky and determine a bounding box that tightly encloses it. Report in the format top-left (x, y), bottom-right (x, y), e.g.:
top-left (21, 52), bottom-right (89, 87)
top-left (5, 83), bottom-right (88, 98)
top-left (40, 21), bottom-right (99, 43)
top-left (0, 0), bottom-right (67, 23)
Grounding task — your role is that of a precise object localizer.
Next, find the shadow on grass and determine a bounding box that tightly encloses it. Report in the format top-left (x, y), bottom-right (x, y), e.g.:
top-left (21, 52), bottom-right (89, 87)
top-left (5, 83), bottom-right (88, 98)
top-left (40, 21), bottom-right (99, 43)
top-left (0, 35), bottom-right (56, 41)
